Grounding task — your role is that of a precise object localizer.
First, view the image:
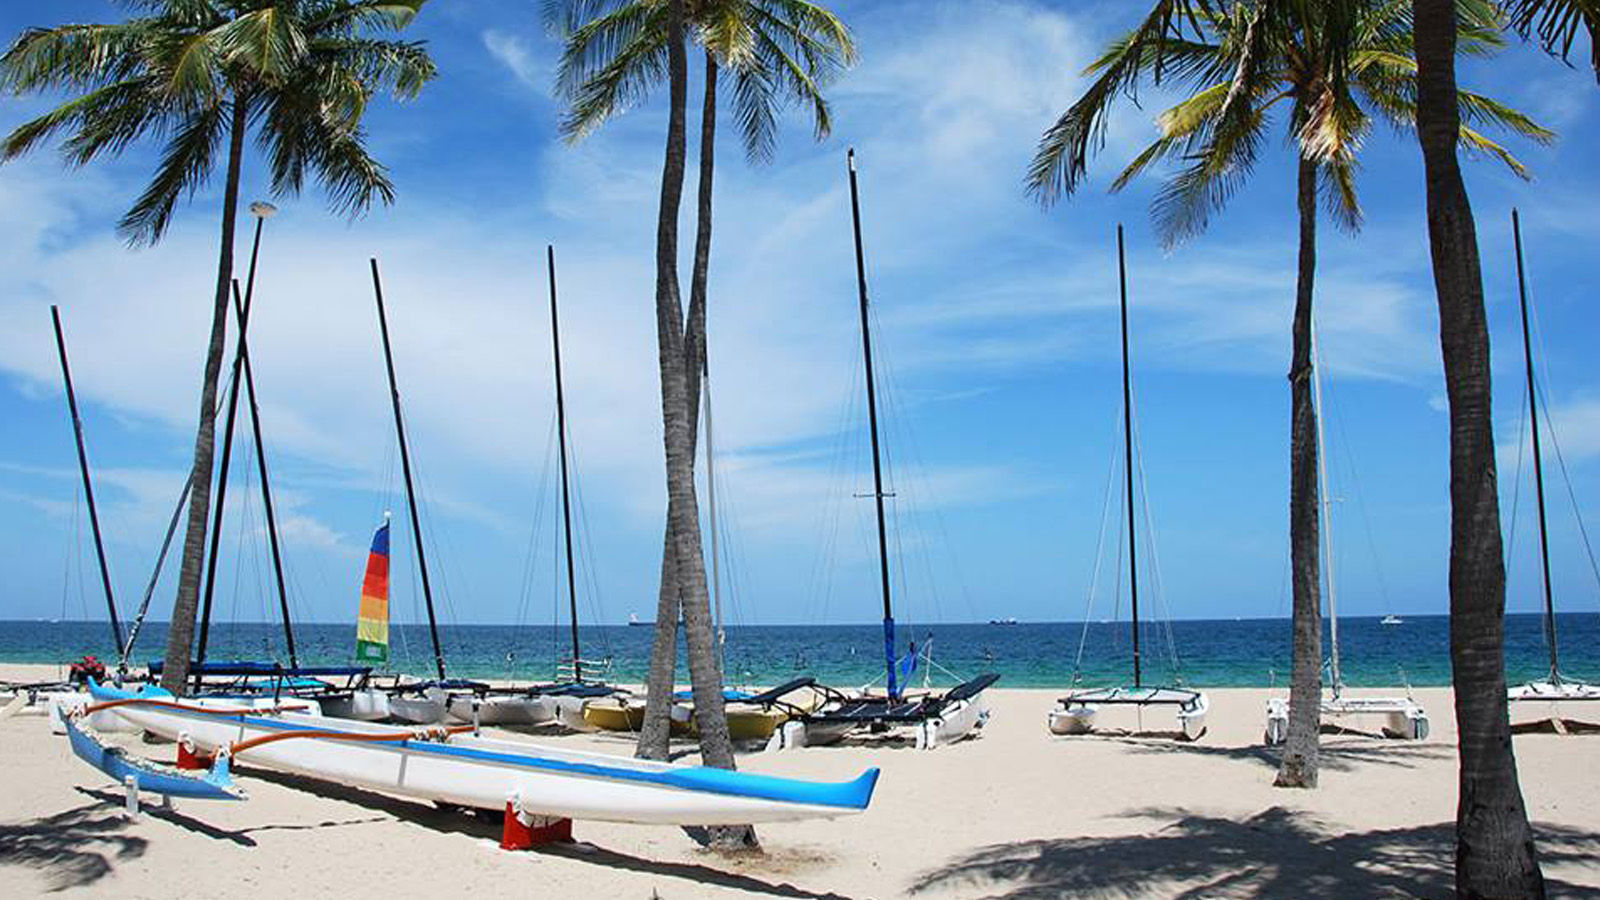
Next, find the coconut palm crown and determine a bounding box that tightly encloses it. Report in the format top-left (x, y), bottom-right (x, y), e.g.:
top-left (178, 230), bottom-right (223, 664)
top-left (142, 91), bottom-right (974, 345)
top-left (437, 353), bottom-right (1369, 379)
top-left (1027, 0), bottom-right (1550, 243)
top-left (547, 0), bottom-right (856, 161)
top-left (1, 0), bottom-right (436, 244)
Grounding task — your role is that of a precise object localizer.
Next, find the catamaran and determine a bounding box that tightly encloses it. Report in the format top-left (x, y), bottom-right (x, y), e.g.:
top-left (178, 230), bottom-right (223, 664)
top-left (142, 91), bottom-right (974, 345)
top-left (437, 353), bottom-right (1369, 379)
top-left (767, 150), bottom-right (998, 751)
top-left (1503, 210), bottom-right (1599, 720)
top-left (445, 247), bottom-right (627, 730)
top-left (1263, 321), bottom-right (1428, 743)
top-left (1047, 227), bottom-right (1208, 741)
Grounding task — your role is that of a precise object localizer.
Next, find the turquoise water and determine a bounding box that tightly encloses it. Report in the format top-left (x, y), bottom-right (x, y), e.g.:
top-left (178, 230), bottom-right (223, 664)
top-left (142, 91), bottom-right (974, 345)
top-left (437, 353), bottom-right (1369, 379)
top-left (3, 614), bottom-right (1595, 688)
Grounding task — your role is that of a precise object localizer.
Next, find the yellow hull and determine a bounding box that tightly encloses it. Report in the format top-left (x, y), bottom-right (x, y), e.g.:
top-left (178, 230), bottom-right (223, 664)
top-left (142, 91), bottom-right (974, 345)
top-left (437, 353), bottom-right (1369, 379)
top-left (581, 699), bottom-right (690, 735)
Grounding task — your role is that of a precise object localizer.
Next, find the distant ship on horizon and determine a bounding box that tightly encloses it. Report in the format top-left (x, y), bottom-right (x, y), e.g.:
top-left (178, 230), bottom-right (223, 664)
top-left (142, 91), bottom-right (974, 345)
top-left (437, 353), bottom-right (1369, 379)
top-left (628, 612), bottom-right (653, 627)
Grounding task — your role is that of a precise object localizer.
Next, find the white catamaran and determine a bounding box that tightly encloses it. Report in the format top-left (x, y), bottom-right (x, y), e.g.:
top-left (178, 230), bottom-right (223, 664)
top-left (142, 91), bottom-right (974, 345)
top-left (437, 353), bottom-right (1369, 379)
top-left (1047, 227), bottom-right (1208, 742)
top-left (1503, 211), bottom-right (1599, 721)
top-left (1263, 323), bottom-right (1428, 744)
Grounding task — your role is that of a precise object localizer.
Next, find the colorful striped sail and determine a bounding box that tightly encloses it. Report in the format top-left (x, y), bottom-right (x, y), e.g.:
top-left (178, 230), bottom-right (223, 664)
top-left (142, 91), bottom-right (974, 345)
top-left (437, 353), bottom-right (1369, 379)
top-left (355, 520), bottom-right (391, 664)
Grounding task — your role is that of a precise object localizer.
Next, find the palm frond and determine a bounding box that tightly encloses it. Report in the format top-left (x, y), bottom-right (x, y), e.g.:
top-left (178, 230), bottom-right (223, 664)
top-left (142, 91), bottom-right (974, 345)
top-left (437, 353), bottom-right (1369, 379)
top-left (1459, 125), bottom-right (1533, 179)
top-left (1502, 0), bottom-right (1600, 80)
top-left (1027, 2), bottom-right (1221, 206)
top-left (117, 95), bottom-right (228, 244)
top-left (1318, 155), bottom-right (1362, 233)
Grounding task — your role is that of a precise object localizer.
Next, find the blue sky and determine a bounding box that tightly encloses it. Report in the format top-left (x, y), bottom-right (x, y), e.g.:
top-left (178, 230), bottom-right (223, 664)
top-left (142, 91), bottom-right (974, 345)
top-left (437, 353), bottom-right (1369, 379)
top-left (1, 0), bottom-right (1596, 633)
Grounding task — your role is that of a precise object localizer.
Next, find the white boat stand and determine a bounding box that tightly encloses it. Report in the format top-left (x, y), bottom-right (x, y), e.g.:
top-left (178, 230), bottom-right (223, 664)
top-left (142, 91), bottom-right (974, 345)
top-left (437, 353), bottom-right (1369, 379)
top-left (123, 774), bottom-right (173, 819)
top-left (500, 791), bottom-right (572, 850)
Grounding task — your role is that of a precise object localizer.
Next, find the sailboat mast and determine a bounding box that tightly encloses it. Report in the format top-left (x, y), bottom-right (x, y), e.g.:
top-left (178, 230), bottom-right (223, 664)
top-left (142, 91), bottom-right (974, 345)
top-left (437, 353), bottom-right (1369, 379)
top-left (196, 209), bottom-right (271, 673)
top-left (702, 360), bottom-right (725, 668)
top-left (230, 283), bottom-right (298, 668)
top-left (194, 276), bottom-right (255, 675)
top-left (50, 306), bottom-right (124, 652)
top-left (1310, 325), bottom-right (1340, 693)
top-left (848, 149), bottom-right (899, 701)
top-left (1117, 226), bottom-right (1142, 690)
top-left (545, 246), bottom-right (583, 683)
top-left (370, 259), bottom-right (447, 682)
top-left (1512, 209), bottom-right (1560, 683)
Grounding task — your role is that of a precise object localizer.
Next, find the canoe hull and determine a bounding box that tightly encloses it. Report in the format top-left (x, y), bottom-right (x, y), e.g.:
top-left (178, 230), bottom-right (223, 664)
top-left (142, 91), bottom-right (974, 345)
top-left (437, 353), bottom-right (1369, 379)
top-left (90, 683), bottom-right (874, 826)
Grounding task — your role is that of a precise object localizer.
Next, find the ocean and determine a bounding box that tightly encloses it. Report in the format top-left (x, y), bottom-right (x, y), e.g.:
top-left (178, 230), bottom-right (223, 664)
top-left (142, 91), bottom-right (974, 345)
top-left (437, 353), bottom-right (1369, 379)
top-left (2, 613), bottom-right (1594, 689)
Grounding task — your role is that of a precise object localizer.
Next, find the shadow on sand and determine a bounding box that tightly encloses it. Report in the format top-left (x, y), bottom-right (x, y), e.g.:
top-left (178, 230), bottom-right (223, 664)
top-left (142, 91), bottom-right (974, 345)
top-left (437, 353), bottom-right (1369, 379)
top-left (242, 767), bottom-right (855, 900)
top-left (1107, 735), bottom-right (1452, 774)
top-left (0, 801), bottom-right (148, 892)
top-left (907, 807), bottom-right (1600, 899)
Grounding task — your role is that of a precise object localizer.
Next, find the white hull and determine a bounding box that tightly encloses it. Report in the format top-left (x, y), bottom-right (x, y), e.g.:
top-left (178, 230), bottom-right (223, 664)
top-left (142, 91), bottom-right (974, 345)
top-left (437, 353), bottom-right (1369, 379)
top-left (1047, 705), bottom-right (1097, 735)
top-left (1508, 680), bottom-right (1600, 702)
top-left (91, 684), bottom-right (875, 826)
top-left (1048, 687), bottom-right (1208, 741)
top-left (1264, 694), bottom-right (1429, 744)
top-left (388, 688), bottom-right (449, 724)
top-left (768, 694), bottom-right (989, 751)
top-left (319, 688), bottom-right (391, 722)
top-left (447, 694), bottom-right (553, 727)
top-left (551, 695), bottom-right (599, 732)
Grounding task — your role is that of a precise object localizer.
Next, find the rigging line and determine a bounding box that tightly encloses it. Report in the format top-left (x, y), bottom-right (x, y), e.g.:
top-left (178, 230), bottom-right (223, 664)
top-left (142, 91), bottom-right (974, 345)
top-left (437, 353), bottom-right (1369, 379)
top-left (1538, 384), bottom-right (1600, 601)
top-left (1325, 374), bottom-right (1399, 616)
top-left (1505, 367), bottom-right (1530, 582)
top-left (566, 440), bottom-right (613, 661)
top-left (1524, 286), bottom-right (1600, 602)
top-left (512, 414), bottom-right (558, 642)
top-left (1129, 399), bottom-right (1183, 681)
top-left (1073, 414), bottom-right (1123, 681)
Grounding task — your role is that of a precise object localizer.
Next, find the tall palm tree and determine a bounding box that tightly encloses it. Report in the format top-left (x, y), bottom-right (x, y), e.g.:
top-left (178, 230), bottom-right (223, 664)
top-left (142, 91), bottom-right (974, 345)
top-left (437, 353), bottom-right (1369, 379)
top-left (1, 0), bottom-right (435, 695)
top-left (548, 0), bottom-right (854, 779)
top-left (1408, 0), bottom-right (1595, 894)
top-left (1027, 0), bottom-right (1546, 789)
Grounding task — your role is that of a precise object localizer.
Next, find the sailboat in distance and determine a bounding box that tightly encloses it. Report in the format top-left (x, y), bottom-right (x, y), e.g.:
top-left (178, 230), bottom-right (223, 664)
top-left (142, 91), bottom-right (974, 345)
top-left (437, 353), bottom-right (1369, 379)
top-left (1503, 210), bottom-right (1600, 719)
top-left (1047, 226), bottom-right (1208, 741)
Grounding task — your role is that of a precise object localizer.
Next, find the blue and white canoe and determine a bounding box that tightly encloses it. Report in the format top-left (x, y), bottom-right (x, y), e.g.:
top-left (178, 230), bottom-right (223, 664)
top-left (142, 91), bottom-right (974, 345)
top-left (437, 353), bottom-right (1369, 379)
top-left (64, 711), bottom-right (243, 801)
top-left (87, 681), bottom-right (878, 826)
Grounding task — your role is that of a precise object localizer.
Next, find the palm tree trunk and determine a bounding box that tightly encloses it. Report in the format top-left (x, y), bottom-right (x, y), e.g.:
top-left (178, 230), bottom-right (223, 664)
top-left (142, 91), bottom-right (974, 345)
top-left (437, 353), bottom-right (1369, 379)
top-left (1412, 1), bottom-right (1543, 896)
top-left (1275, 155), bottom-right (1323, 789)
top-left (635, 52), bottom-right (718, 762)
top-left (160, 95), bottom-right (247, 696)
top-left (643, 1), bottom-right (754, 852)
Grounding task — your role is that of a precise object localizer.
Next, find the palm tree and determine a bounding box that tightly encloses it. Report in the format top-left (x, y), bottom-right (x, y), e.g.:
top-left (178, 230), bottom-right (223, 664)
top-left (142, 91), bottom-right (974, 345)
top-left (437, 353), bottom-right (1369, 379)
top-left (1027, 0), bottom-right (1546, 789)
top-left (1408, 0), bottom-right (1595, 894)
top-left (0, 0), bottom-right (435, 695)
top-left (547, 0), bottom-right (854, 783)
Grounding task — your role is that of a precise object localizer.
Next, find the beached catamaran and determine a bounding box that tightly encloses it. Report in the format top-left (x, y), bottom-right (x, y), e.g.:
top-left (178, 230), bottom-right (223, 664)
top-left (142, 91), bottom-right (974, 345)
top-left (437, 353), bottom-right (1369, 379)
top-left (1504, 211), bottom-right (1600, 720)
top-left (1263, 323), bottom-right (1429, 743)
top-left (451, 246), bottom-right (626, 729)
top-left (1048, 227), bottom-right (1209, 741)
top-left (62, 679), bottom-right (877, 828)
top-left (767, 150), bottom-right (999, 751)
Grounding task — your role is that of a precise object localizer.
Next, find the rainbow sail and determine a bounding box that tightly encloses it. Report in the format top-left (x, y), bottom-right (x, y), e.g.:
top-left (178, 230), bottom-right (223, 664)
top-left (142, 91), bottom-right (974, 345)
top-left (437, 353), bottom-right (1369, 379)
top-left (355, 520), bottom-right (391, 664)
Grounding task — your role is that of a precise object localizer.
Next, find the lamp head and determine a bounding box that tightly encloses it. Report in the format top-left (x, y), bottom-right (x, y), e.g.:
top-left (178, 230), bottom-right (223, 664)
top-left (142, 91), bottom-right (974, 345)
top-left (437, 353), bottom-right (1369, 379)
top-left (249, 201), bottom-right (278, 219)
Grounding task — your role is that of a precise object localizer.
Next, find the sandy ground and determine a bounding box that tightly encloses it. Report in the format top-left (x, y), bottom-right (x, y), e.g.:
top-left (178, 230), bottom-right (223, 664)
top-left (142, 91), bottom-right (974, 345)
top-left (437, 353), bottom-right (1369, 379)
top-left (2, 662), bottom-right (1597, 899)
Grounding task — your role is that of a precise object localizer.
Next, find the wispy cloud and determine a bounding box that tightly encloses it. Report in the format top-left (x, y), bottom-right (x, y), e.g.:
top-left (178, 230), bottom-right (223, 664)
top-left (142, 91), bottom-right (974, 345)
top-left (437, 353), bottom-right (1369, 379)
top-left (482, 28), bottom-right (546, 91)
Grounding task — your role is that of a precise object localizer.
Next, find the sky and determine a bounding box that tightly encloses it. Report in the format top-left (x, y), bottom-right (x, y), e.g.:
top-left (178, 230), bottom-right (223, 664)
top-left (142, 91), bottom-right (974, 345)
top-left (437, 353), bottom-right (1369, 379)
top-left (0, 0), bottom-right (1596, 634)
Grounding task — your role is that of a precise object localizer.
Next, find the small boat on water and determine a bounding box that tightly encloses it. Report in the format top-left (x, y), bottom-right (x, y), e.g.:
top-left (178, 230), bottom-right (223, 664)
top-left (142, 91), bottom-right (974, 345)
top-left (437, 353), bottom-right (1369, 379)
top-left (81, 681), bottom-right (877, 826)
top-left (1381, 614), bottom-right (1404, 626)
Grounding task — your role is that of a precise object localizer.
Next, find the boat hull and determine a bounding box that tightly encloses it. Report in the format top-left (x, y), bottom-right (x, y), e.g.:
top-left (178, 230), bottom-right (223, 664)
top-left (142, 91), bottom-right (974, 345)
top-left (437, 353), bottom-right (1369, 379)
top-left (89, 683), bottom-right (876, 826)
top-left (319, 688), bottom-right (391, 722)
top-left (448, 694), bottom-right (553, 727)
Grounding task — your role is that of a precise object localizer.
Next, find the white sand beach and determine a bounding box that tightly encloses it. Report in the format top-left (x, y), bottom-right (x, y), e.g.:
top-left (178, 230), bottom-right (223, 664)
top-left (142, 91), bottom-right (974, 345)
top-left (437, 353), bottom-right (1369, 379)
top-left (2, 663), bottom-right (1596, 898)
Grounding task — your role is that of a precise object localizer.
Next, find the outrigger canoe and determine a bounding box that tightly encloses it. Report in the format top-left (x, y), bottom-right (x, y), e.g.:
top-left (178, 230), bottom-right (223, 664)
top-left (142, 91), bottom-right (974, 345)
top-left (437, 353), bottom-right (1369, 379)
top-left (85, 681), bottom-right (878, 826)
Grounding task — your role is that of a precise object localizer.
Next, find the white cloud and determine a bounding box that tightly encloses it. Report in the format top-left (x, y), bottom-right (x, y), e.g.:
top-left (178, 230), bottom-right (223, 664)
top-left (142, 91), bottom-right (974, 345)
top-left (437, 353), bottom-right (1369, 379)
top-left (483, 28), bottom-right (545, 91)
